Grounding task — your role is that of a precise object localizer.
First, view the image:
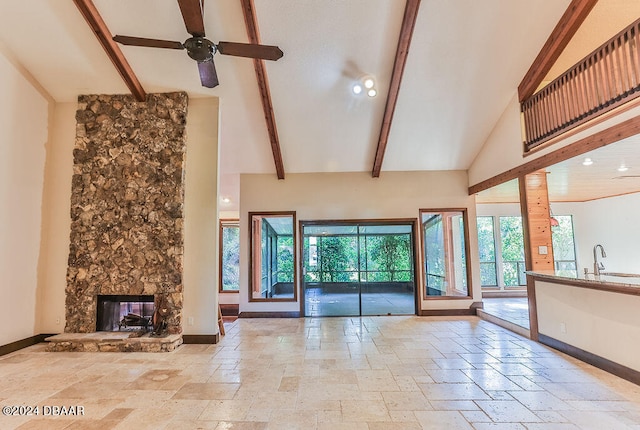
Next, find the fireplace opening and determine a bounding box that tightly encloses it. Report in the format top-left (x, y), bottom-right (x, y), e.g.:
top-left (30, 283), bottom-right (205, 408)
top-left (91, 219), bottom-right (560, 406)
top-left (97, 295), bottom-right (154, 332)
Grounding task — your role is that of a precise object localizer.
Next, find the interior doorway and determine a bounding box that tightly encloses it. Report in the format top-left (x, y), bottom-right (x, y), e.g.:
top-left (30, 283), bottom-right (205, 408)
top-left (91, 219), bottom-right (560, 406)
top-left (301, 221), bottom-right (417, 317)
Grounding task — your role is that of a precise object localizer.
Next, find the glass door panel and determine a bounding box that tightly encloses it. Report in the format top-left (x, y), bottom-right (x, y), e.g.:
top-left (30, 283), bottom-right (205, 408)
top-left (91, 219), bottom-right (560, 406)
top-left (303, 222), bottom-right (416, 317)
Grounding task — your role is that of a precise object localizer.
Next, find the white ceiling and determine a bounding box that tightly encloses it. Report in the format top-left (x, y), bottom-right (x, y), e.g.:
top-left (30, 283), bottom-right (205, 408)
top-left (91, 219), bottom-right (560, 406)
top-left (2, 0), bottom-right (638, 209)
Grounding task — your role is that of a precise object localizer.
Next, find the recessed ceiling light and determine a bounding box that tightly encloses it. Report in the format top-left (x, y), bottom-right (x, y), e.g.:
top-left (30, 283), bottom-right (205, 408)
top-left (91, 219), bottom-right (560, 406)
top-left (618, 165), bottom-right (629, 172)
top-left (363, 77), bottom-right (375, 89)
top-left (582, 158), bottom-right (593, 166)
top-left (352, 84), bottom-right (362, 95)
top-left (367, 89), bottom-right (377, 97)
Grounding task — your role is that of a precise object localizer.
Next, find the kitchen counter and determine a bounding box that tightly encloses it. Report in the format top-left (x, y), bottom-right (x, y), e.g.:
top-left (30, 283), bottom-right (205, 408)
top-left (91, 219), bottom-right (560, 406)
top-left (528, 269), bottom-right (640, 378)
top-left (526, 270), bottom-right (640, 296)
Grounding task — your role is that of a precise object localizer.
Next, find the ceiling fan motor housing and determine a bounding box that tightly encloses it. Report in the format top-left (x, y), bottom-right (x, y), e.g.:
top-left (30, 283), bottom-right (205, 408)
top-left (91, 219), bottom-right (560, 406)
top-left (184, 37), bottom-right (216, 62)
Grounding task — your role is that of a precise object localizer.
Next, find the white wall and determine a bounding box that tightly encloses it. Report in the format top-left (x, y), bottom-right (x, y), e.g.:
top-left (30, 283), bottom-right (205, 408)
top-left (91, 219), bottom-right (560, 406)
top-left (240, 171), bottom-right (482, 314)
top-left (0, 48), bottom-right (49, 345)
top-left (183, 97), bottom-right (220, 335)
top-left (553, 195), bottom-right (640, 274)
top-left (36, 102), bottom-right (75, 334)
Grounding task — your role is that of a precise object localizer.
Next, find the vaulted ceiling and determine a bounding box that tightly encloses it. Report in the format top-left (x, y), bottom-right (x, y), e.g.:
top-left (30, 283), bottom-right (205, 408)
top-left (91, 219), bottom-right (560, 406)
top-left (1, 0), bottom-right (637, 209)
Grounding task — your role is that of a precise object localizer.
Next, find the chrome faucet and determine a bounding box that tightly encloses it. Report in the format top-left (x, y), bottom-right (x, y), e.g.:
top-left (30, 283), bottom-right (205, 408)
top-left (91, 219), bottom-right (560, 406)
top-left (593, 244), bottom-right (607, 276)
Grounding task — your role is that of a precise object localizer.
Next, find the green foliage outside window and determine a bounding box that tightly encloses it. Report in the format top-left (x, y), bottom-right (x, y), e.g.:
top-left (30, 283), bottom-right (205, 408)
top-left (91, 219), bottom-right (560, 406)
top-left (221, 225), bottom-right (240, 291)
top-left (500, 216), bottom-right (526, 286)
top-left (304, 232), bottom-right (412, 283)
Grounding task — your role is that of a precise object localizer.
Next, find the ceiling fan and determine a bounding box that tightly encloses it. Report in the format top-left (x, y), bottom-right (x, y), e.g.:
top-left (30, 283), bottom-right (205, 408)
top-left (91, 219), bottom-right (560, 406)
top-left (112, 0), bottom-right (283, 88)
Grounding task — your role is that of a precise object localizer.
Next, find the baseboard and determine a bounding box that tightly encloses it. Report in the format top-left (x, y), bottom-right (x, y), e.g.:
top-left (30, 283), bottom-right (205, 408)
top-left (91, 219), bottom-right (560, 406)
top-left (538, 334), bottom-right (640, 386)
top-left (0, 334), bottom-right (54, 357)
top-left (239, 311), bottom-right (301, 318)
top-left (219, 304), bottom-right (239, 316)
top-left (182, 334), bottom-right (220, 344)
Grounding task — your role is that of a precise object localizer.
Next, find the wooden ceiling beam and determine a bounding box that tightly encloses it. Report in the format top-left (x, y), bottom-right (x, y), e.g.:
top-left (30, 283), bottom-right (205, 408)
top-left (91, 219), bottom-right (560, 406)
top-left (518, 0), bottom-right (598, 102)
top-left (240, 0), bottom-right (285, 180)
top-left (372, 0), bottom-right (421, 178)
top-left (73, 0), bottom-right (146, 102)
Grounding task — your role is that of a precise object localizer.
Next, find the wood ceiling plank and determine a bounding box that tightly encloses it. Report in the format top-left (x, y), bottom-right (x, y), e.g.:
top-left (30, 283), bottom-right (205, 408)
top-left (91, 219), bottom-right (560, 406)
top-left (73, 0), bottom-right (146, 102)
top-left (518, 0), bottom-right (598, 102)
top-left (372, 0), bottom-right (421, 178)
top-left (240, 0), bottom-right (285, 180)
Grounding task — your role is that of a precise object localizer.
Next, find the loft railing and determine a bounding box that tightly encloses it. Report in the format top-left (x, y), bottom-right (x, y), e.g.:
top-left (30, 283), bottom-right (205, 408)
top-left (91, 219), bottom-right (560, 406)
top-left (522, 17), bottom-right (640, 152)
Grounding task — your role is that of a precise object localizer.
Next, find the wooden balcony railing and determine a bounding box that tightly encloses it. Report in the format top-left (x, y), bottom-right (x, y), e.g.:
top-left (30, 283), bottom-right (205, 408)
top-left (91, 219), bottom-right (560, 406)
top-left (522, 17), bottom-right (640, 152)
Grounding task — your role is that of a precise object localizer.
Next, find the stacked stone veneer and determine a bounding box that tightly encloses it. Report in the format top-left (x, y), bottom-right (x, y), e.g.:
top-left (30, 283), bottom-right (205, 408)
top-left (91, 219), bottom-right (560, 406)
top-left (65, 92), bottom-right (188, 335)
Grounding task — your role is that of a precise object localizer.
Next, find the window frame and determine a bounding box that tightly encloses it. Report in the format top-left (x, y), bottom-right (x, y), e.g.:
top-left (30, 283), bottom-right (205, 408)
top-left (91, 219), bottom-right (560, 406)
top-left (219, 219), bottom-right (240, 293)
top-left (248, 211), bottom-right (297, 302)
top-left (419, 208), bottom-right (473, 300)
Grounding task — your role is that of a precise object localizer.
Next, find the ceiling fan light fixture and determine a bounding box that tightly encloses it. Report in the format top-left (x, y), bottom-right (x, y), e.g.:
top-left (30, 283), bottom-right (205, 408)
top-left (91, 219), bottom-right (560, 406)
top-left (367, 88), bottom-right (377, 97)
top-left (352, 84), bottom-right (363, 95)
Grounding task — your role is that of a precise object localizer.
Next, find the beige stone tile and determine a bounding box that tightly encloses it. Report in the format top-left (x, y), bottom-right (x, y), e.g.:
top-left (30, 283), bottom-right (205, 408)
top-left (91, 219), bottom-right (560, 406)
top-left (381, 391), bottom-right (432, 411)
top-left (199, 400), bottom-right (252, 421)
top-left (419, 383), bottom-right (491, 400)
top-left (558, 410), bottom-right (635, 429)
top-left (15, 418), bottom-right (77, 429)
top-left (340, 400), bottom-right (390, 422)
top-left (508, 390), bottom-right (575, 411)
top-left (472, 423), bottom-right (528, 430)
top-left (215, 421), bottom-right (268, 430)
top-left (318, 423), bottom-right (367, 430)
top-left (265, 409), bottom-right (317, 429)
top-left (429, 400), bottom-right (480, 411)
top-left (172, 382), bottom-right (240, 400)
top-left (413, 410), bottom-right (474, 429)
top-left (367, 422), bottom-right (422, 430)
top-left (475, 400), bottom-right (543, 423)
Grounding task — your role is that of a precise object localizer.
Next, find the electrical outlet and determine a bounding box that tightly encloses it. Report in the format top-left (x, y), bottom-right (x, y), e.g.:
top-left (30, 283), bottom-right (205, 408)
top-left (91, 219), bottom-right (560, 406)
top-left (560, 322), bottom-right (567, 333)
top-left (188, 317), bottom-right (194, 326)
top-left (538, 245), bottom-right (548, 255)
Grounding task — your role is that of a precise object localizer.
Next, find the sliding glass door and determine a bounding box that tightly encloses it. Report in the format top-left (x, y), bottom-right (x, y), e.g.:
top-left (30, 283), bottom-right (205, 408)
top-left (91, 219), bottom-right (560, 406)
top-left (302, 221), bottom-right (416, 317)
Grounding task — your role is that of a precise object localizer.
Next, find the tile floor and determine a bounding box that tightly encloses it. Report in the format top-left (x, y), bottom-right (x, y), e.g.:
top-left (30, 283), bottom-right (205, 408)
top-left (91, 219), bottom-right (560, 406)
top-left (305, 290), bottom-right (415, 316)
top-left (481, 298), bottom-right (531, 330)
top-left (2, 316), bottom-right (640, 429)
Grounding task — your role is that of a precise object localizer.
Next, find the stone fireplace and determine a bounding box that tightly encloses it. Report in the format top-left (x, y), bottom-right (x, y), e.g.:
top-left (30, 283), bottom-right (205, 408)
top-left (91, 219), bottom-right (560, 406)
top-left (58, 92), bottom-right (188, 351)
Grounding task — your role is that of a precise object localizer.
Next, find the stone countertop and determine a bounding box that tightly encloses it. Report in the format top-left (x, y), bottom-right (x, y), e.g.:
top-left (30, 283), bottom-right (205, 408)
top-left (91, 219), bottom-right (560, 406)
top-left (526, 270), bottom-right (640, 295)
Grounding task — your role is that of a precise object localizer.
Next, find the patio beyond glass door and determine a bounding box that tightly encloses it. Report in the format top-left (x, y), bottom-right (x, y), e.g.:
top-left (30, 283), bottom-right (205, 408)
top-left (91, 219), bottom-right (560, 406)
top-left (302, 222), bottom-right (416, 317)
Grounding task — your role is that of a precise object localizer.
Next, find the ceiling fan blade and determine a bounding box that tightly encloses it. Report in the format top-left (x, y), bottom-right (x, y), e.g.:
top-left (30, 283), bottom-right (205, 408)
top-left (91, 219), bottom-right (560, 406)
top-left (198, 58), bottom-right (219, 88)
top-left (177, 0), bottom-right (206, 37)
top-left (113, 35), bottom-right (184, 50)
top-left (217, 42), bottom-right (284, 61)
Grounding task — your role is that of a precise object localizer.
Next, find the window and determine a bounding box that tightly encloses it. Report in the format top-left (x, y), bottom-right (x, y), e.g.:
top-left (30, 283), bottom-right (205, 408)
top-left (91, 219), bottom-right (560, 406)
top-left (477, 214), bottom-right (577, 289)
top-left (249, 212), bottom-right (296, 301)
top-left (476, 216), bottom-right (497, 287)
top-left (551, 215), bottom-right (577, 276)
top-left (499, 216), bottom-right (527, 287)
top-left (219, 220), bottom-right (240, 292)
top-left (421, 209), bottom-right (471, 298)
